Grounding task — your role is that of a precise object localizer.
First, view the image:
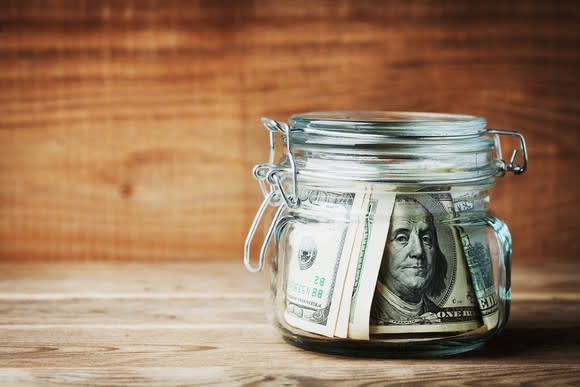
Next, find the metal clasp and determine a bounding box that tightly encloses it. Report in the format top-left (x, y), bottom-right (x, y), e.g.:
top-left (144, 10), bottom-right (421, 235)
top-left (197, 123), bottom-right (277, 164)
top-left (488, 129), bottom-right (528, 176)
top-left (243, 191), bottom-right (285, 273)
top-left (259, 117), bottom-right (301, 209)
top-left (244, 117), bottom-right (301, 273)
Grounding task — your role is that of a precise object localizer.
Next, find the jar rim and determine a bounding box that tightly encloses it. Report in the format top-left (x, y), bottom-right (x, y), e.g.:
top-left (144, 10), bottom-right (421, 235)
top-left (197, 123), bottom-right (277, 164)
top-left (290, 111), bottom-right (487, 138)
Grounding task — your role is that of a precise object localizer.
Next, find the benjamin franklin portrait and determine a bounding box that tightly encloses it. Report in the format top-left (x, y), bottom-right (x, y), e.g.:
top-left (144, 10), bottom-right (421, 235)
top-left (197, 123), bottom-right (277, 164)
top-left (370, 195), bottom-right (448, 324)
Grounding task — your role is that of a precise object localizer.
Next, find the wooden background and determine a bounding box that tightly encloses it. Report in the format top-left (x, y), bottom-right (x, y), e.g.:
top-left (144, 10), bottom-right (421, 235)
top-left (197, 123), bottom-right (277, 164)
top-left (1, 0), bottom-right (579, 262)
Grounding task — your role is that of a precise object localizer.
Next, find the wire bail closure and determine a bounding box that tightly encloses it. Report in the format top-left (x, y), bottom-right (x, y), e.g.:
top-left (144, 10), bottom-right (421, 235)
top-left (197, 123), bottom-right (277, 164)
top-left (244, 118), bottom-right (301, 273)
top-left (243, 191), bottom-right (285, 273)
top-left (259, 117), bottom-right (301, 209)
top-left (488, 129), bottom-right (528, 176)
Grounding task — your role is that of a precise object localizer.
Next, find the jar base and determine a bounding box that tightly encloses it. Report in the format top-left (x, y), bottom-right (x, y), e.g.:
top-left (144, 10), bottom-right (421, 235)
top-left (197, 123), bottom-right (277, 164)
top-left (282, 332), bottom-right (487, 358)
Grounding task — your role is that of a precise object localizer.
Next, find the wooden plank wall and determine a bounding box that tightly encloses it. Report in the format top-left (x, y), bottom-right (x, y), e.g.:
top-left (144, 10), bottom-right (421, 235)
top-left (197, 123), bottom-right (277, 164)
top-left (1, 0), bottom-right (579, 262)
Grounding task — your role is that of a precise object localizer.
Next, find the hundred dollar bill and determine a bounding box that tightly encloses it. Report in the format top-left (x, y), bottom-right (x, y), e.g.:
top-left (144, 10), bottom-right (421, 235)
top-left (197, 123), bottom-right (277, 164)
top-left (283, 188), bottom-right (365, 337)
top-left (346, 189), bottom-right (397, 340)
top-left (453, 191), bottom-right (499, 331)
top-left (456, 225), bottom-right (499, 330)
top-left (452, 190), bottom-right (488, 213)
top-left (334, 186), bottom-right (370, 338)
top-left (369, 193), bottom-right (481, 335)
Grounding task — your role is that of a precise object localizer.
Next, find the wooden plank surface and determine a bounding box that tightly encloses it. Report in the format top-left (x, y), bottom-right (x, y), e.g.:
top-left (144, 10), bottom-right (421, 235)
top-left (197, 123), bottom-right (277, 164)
top-left (0, 261), bottom-right (579, 385)
top-left (1, 0), bottom-right (580, 262)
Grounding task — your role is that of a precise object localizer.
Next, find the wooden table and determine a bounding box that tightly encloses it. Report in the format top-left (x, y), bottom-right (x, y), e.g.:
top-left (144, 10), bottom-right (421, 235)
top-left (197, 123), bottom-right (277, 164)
top-left (1, 260), bottom-right (578, 386)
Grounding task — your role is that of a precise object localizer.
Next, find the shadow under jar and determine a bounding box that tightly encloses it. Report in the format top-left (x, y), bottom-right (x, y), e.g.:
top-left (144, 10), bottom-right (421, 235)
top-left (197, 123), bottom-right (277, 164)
top-left (244, 112), bottom-right (528, 358)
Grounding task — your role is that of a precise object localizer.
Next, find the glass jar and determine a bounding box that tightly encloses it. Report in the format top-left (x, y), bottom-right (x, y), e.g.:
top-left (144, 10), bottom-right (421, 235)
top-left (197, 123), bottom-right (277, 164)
top-left (244, 112), bottom-right (528, 357)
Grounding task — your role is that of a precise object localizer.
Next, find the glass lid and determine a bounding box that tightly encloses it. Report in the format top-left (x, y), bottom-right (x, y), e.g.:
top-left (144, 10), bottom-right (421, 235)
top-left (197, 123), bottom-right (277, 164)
top-left (256, 113), bottom-right (526, 189)
top-left (290, 111), bottom-right (487, 138)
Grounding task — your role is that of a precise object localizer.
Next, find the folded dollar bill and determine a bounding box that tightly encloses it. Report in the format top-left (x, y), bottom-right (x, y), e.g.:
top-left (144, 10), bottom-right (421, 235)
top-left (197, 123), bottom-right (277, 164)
top-left (369, 193), bottom-right (481, 335)
top-left (283, 188), bottom-right (364, 337)
top-left (283, 188), bottom-right (492, 339)
top-left (452, 189), bottom-right (499, 331)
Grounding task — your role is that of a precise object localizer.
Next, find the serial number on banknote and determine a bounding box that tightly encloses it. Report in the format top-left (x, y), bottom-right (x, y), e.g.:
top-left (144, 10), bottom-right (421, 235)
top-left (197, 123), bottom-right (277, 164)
top-left (288, 276), bottom-right (327, 299)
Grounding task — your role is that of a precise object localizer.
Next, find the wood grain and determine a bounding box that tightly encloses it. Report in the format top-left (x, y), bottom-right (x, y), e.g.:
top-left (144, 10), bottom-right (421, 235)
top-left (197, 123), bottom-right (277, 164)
top-left (1, 1), bottom-right (579, 261)
top-left (0, 260), bottom-right (576, 297)
top-left (0, 261), bottom-right (578, 386)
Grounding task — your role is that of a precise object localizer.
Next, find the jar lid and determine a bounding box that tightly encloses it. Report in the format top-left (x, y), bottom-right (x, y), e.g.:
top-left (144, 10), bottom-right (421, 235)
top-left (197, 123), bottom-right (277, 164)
top-left (285, 111), bottom-right (498, 185)
top-left (290, 111), bottom-right (487, 139)
top-left (254, 113), bottom-right (527, 209)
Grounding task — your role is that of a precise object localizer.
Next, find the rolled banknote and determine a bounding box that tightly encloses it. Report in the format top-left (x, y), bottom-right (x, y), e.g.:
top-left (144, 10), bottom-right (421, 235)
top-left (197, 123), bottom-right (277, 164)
top-left (346, 189), bottom-right (396, 339)
top-left (451, 190), bottom-right (499, 331)
top-left (334, 186), bottom-right (370, 338)
top-left (369, 193), bottom-right (481, 335)
top-left (452, 190), bottom-right (488, 214)
top-left (283, 188), bottom-right (364, 337)
top-left (456, 225), bottom-right (498, 330)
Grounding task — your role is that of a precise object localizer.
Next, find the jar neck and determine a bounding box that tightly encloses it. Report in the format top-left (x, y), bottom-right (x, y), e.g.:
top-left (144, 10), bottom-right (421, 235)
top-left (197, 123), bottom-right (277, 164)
top-left (289, 130), bottom-right (499, 186)
top-left (289, 180), bottom-right (491, 214)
